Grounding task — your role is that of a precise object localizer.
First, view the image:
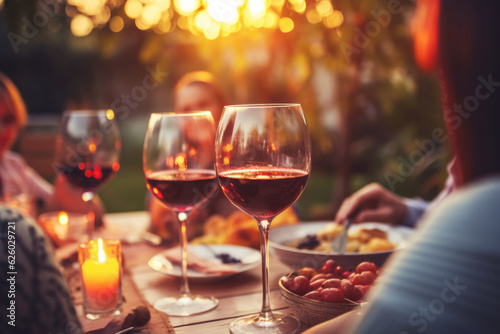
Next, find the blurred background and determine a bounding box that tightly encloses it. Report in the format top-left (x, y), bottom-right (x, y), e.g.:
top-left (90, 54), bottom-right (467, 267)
top-left (0, 0), bottom-right (448, 219)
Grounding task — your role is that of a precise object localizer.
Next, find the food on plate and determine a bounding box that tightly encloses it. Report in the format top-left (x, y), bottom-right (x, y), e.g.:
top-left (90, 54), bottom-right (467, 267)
top-left (289, 223), bottom-right (396, 253)
top-left (280, 259), bottom-right (380, 303)
top-left (161, 246), bottom-right (238, 275)
top-left (192, 208), bottom-right (299, 249)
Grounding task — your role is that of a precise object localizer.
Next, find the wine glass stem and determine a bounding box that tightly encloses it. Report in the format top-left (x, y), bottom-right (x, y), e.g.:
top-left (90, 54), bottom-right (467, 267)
top-left (83, 191), bottom-right (95, 240)
top-left (178, 212), bottom-right (191, 297)
top-left (258, 219), bottom-right (273, 321)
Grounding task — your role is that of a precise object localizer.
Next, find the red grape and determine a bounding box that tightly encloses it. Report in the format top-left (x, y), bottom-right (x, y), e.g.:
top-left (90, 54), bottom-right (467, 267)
top-left (356, 261), bottom-right (378, 274)
top-left (351, 271), bottom-right (376, 286)
top-left (283, 276), bottom-right (310, 296)
top-left (310, 278), bottom-right (326, 291)
top-left (297, 267), bottom-right (317, 280)
top-left (321, 259), bottom-right (337, 274)
top-left (310, 273), bottom-right (327, 282)
top-left (320, 288), bottom-right (345, 303)
top-left (322, 278), bottom-right (342, 289)
top-left (340, 279), bottom-right (355, 296)
top-left (304, 291), bottom-right (321, 301)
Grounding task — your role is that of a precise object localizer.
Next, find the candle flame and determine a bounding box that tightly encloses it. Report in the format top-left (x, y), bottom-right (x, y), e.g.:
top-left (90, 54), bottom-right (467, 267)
top-left (89, 142), bottom-right (97, 154)
top-left (106, 109), bottom-right (115, 120)
top-left (97, 238), bottom-right (106, 263)
top-left (58, 212), bottom-right (69, 225)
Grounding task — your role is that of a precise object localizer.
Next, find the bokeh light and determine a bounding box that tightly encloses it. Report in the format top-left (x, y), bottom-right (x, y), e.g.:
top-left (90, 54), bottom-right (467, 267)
top-left (324, 10), bottom-right (343, 29)
top-left (109, 16), bottom-right (124, 32)
top-left (71, 14), bottom-right (94, 36)
top-left (316, 0), bottom-right (333, 17)
top-left (279, 17), bottom-right (294, 33)
top-left (174, 0), bottom-right (200, 16)
top-left (247, 0), bottom-right (266, 20)
top-left (207, 0), bottom-right (240, 24)
top-left (63, 0), bottom-right (344, 38)
top-left (306, 8), bottom-right (322, 24)
top-left (125, 0), bottom-right (142, 19)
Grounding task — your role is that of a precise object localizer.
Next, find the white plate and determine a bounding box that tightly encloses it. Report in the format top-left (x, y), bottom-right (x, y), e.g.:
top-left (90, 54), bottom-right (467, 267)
top-left (148, 244), bottom-right (261, 280)
top-left (269, 222), bottom-right (414, 270)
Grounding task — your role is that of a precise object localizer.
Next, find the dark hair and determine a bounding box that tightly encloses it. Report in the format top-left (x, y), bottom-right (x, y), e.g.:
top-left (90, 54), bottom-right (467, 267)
top-left (438, 0), bottom-right (500, 186)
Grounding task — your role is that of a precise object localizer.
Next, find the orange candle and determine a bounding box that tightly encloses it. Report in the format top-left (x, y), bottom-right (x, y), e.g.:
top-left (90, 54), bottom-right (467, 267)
top-left (79, 238), bottom-right (122, 317)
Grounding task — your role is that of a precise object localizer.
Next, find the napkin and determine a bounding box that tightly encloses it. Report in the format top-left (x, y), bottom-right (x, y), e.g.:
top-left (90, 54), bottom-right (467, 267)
top-left (163, 247), bottom-right (238, 275)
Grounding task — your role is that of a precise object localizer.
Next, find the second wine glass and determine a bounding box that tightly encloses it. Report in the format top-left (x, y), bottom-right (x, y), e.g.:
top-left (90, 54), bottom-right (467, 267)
top-left (55, 109), bottom-right (121, 240)
top-left (215, 104), bottom-right (311, 334)
top-left (143, 111), bottom-right (219, 316)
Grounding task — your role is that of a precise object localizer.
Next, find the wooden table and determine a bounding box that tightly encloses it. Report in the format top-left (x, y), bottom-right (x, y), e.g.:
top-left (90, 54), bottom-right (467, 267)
top-left (70, 211), bottom-right (311, 334)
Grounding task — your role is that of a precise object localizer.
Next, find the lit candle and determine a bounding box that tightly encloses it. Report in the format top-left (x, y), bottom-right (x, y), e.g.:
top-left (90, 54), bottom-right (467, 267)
top-left (38, 211), bottom-right (88, 246)
top-left (79, 238), bottom-right (122, 315)
top-left (54, 211), bottom-right (69, 240)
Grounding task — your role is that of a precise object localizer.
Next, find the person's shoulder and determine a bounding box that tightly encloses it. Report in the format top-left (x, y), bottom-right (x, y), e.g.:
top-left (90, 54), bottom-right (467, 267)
top-left (432, 175), bottom-right (500, 219)
top-left (418, 175), bottom-right (500, 251)
top-left (3, 150), bottom-right (28, 166)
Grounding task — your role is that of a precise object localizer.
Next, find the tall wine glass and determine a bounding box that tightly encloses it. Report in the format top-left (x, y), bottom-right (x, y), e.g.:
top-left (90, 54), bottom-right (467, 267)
top-left (55, 110), bottom-right (121, 240)
top-left (215, 104), bottom-right (311, 334)
top-left (143, 111), bottom-right (219, 316)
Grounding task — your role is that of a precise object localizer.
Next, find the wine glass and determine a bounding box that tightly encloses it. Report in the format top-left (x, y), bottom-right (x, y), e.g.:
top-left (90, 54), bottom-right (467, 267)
top-left (143, 111), bottom-right (219, 316)
top-left (215, 104), bottom-right (311, 334)
top-left (55, 110), bottom-right (121, 240)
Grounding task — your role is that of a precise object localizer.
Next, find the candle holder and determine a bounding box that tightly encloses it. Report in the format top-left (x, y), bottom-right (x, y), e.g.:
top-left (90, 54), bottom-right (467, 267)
top-left (78, 238), bottom-right (123, 319)
top-left (38, 211), bottom-right (88, 247)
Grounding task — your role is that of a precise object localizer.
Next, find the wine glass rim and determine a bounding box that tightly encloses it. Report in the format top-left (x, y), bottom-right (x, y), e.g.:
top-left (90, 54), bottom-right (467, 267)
top-left (223, 103), bottom-right (301, 109)
top-left (150, 111), bottom-right (213, 117)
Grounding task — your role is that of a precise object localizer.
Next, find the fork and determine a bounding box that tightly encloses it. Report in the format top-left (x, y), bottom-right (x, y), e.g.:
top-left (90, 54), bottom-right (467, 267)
top-left (330, 218), bottom-right (352, 254)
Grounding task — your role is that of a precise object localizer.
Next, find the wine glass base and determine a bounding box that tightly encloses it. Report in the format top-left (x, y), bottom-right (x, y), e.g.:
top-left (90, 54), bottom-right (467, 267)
top-left (229, 313), bottom-right (301, 334)
top-left (153, 295), bottom-right (218, 316)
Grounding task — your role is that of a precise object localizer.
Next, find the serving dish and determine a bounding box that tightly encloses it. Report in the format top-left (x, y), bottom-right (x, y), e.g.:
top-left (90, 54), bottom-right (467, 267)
top-left (269, 222), bottom-right (413, 270)
top-left (278, 279), bottom-right (362, 327)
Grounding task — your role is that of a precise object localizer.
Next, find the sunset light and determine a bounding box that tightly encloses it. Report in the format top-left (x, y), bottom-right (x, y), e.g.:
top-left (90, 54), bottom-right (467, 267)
top-left (61, 0), bottom-right (344, 38)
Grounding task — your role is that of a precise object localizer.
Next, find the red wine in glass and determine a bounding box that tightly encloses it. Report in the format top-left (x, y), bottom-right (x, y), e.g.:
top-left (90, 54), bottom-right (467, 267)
top-left (218, 168), bottom-right (309, 219)
top-left (143, 111), bottom-right (219, 316)
top-left (58, 162), bottom-right (118, 192)
top-left (146, 169), bottom-right (217, 212)
top-left (55, 110), bottom-right (121, 241)
top-left (215, 104), bottom-right (311, 334)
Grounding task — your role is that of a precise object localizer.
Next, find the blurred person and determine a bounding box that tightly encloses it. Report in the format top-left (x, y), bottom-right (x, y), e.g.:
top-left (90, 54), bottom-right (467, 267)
top-left (173, 71), bottom-right (227, 125)
top-left (0, 72), bottom-right (103, 221)
top-left (0, 205), bottom-right (83, 334)
top-left (306, 0), bottom-right (500, 333)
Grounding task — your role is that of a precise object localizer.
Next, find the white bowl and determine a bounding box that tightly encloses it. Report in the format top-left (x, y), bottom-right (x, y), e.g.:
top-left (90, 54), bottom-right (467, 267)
top-left (269, 222), bottom-right (413, 271)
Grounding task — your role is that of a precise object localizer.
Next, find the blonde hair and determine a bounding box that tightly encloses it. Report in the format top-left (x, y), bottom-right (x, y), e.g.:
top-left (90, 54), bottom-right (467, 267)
top-left (174, 71), bottom-right (227, 107)
top-left (0, 72), bottom-right (27, 127)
